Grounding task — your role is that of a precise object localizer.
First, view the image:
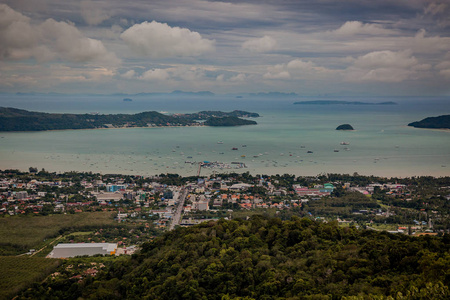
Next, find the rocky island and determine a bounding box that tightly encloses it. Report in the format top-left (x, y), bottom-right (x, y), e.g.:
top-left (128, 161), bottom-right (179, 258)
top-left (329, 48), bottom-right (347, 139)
top-left (407, 115), bottom-right (450, 129)
top-left (0, 107), bottom-right (259, 131)
top-left (336, 124), bottom-right (354, 130)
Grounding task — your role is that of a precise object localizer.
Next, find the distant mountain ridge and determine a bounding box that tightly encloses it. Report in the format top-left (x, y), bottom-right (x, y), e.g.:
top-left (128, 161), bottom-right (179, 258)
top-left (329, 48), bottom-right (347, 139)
top-left (294, 100), bottom-right (397, 105)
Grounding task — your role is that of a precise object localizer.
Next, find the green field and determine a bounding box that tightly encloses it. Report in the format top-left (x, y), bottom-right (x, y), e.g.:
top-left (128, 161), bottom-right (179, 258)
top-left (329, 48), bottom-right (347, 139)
top-left (0, 211), bottom-right (116, 255)
top-left (0, 256), bottom-right (61, 300)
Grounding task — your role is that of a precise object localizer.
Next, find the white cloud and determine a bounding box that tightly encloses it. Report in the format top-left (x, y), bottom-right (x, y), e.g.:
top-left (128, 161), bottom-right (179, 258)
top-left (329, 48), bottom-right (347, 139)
top-left (0, 4), bottom-right (36, 60)
top-left (264, 58), bottom-right (335, 80)
top-left (39, 19), bottom-right (117, 63)
top-left (332, 21), bottom-right (395, 36)
top-left (409, 29), bottom-right (450, 54)
top-left (229, 73), bottom-right (246, 82)
top-left (121, 70), bottom-right (135, 79)
top-left (120, 21), bottom-right (215, 58)
top-left (139, 68), bottom-right (170, 81)
top-left (80, 0), bottom-right (112, 25)
top-left (242, 35), bottom-right (277, 53)
top-left (435, 57), bottom-right (450, 79)
top-left (0, 4), bottom-right (119, 65)
top-left (263, 70), bottom-right (290, 80)
top-left (345, 50), bottom-right (431, 82)
top-left (352, 50), bottom-right (418, 69)
top-left (216, 74), bottom-right (224, 82)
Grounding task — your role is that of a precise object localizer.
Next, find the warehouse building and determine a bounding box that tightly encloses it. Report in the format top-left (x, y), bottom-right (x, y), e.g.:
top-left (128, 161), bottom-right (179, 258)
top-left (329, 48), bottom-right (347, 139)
top-left (48, 243), bottom-right (117, 258)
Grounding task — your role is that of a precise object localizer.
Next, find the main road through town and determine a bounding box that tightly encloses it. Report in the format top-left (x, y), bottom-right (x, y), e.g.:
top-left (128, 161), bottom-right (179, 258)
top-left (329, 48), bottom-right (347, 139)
top-left (169, 186), bottom-right (189, 230)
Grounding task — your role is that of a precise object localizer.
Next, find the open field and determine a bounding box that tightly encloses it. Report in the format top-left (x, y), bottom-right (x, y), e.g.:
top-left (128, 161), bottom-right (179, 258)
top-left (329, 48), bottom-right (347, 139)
top-left (0, 211), bottom-right (116, 255)
top-left (0, 256), bottom-right (61, 300)
top-left (232, 208), bottom-right (278, 219)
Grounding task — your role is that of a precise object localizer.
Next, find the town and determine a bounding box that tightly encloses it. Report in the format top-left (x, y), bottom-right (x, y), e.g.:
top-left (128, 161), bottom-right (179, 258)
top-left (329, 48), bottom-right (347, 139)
top-left (2, 169), bottom-right (449, 238)
top-left (1, 169), bottom-right (449, 299)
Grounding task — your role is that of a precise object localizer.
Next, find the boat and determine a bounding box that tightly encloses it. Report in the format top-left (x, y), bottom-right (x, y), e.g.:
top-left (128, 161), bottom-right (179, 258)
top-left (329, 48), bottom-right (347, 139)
top-left (242, 145), bottom-right (247, 147)
top-left (217, 141), bottom-right (223, 144)
top-left (241, 155), bottom-right (246, 158)
top-left (340, 142), bottom-right (350, 145)
top-left (307, 151), bottom-right (313, 153)
top-left (232, 147), bottom-right (238, 150)
top-left (334, 149), bottom-right (339, 152)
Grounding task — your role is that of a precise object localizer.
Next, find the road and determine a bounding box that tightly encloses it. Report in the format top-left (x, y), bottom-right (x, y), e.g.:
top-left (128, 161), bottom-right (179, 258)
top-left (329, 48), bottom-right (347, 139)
top-left (169, 186), bottom-right (189, 230)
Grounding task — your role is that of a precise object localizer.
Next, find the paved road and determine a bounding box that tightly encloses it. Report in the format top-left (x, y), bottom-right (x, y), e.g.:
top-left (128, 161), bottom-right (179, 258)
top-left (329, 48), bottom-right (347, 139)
top-left (169, 187), bottom-right (189, 230)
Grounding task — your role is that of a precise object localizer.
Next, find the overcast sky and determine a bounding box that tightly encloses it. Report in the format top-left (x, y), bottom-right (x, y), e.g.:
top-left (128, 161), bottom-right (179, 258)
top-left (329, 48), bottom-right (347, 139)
top-left (1, 0), bottom-right (449, 96)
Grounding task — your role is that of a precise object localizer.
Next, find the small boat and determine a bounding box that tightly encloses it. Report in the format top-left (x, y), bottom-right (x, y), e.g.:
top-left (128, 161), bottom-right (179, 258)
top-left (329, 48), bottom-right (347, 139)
top-left (232, 147), bottom-right (238, 150)
top-left (340, 142), bottom-right (350, 145)
top-left (217, 141), bottom-right (223, 144)
top-left (300, 145), bottom-right (306, 148)
top-left (241, 155), bottom-right (246, 158)
top-left (242, 145), bottom-right (247, 147)
top-left (307, 151), bottom-right (313, 153)
top-left (334, 149), bottom-right (339, 152)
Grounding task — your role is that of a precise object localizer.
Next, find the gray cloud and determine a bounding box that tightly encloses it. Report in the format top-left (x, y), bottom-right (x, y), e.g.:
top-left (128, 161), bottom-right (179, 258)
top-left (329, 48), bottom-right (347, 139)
top-left (80, 0), bottom-right (113, 25)
top-left (0, 4), bottom-right (119, 64)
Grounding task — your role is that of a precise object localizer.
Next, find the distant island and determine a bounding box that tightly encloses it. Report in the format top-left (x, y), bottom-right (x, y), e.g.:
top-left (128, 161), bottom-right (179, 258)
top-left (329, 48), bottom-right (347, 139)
top-left (0, 108), bottom-right (259, 131)
top-left (294, 100), bottom-right (397, 105)
top-left (408, 115), bottom-right (450, 129)
top-left (336, 124), bottom-right (354, 130)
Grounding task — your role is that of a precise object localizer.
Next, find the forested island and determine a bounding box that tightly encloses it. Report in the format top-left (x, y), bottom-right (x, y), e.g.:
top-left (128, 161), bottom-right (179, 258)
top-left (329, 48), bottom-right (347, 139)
top-left (0, 108), bottom-right (259, 131)
top-left (294, 100), bottom-right (397, 105)
top-left (336, 124), bottom-right (354, 130)
top-left (204, 116), bottom-right (257, 126)
top-left (407, 115), bottom-right (450, 129)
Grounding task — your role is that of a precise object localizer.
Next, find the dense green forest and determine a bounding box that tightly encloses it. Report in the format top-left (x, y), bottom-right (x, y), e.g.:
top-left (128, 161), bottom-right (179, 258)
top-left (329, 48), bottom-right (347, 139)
top-left (17, 217), bottom-right (450, 299)
top-left (408, 115), bottom-right (450, 129)
top-left (0, 108), bottom-right (258, 131)
top-left (204, 116), bottom-right (257, 126)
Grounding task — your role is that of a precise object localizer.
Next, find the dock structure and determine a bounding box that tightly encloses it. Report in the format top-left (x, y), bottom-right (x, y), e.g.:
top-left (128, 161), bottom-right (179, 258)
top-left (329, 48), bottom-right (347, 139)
top-left (197, 163), bottom-right (202, 177)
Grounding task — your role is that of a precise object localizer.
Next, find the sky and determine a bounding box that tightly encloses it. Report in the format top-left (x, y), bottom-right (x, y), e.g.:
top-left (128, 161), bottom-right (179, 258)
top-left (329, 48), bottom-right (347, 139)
top-left (0, 0), bottom-right (450, 96)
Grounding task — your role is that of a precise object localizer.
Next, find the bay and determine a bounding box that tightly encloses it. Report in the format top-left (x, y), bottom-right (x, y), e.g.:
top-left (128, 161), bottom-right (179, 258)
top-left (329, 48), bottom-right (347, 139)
top-left (0, 94), bottom-right (449, 177)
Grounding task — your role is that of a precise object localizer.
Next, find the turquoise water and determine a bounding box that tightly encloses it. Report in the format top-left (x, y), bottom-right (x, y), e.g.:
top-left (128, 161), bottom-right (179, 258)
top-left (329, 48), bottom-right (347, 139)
top-left (0, 94), bottom-right (449, 177)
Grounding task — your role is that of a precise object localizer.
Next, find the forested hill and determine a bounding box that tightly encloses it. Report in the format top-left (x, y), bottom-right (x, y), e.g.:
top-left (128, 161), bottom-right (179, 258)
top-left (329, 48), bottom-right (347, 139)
top-left (21, 217), bottom-right (450, 299)
top-left (408, 115), bottom-right (450, 129)
top-left (0, 108), bottom-right (258, 131)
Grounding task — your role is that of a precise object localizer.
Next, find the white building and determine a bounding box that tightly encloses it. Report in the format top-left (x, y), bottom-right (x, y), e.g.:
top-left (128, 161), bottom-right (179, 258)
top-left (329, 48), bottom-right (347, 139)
top-left (48, 243), bottom-right (117, 258)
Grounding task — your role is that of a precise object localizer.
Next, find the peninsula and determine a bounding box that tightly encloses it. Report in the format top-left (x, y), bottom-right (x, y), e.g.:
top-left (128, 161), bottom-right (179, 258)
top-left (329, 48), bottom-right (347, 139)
top-left (407, 115), bottom-right (450, 129)
top-left (294, 100), bottom-right (397, 105)
top-left (0, 107), bottom-right (259, 131)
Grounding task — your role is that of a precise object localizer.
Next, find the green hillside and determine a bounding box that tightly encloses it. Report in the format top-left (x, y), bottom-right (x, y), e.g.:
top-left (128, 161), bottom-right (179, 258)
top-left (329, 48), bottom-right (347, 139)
top-left (18, 216), bottom-right (450, 299)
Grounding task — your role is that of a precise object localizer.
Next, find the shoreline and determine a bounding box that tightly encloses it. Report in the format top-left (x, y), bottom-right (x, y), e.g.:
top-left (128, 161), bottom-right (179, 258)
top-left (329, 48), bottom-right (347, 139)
top-left (0, 124), bottom-right (208, 133)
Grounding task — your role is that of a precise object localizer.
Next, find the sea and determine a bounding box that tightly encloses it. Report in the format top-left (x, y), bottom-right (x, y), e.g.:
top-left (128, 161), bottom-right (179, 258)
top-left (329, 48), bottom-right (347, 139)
top-left (0, 93), bottom-right (449, 178)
